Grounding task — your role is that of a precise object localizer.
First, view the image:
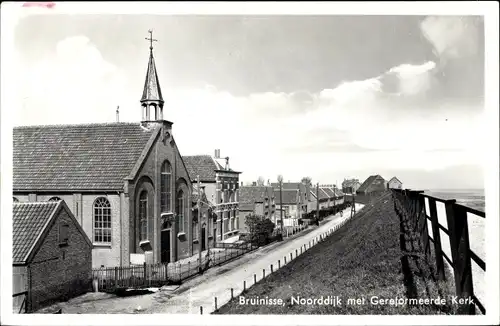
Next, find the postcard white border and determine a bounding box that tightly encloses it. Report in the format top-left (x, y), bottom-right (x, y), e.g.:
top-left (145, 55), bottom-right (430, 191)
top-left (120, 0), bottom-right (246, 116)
top-left (1, 1), bottom-right (499, 325)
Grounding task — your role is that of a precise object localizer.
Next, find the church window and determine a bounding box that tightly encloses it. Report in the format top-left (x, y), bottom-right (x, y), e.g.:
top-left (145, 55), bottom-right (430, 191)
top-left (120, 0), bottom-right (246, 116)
top-left (160, 161), bottom-right (172, 213)
top-left (176, 190), bottom-right (185, 233)
top-left (93, 197), bottom-right (111, 244)
top-left (49, 196), bottom-right (62, 202)
top-left (139, 191), bottom-right (148, 241)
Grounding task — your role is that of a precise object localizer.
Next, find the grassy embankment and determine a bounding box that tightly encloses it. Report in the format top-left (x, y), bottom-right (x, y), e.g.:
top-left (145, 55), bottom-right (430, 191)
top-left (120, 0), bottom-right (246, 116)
top-left (215, 192), bottom-right (457, 315)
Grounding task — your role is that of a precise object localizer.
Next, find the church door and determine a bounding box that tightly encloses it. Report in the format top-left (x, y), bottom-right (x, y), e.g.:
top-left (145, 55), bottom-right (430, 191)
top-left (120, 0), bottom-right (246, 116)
top-left (161, 230), bottom-right (171, 263)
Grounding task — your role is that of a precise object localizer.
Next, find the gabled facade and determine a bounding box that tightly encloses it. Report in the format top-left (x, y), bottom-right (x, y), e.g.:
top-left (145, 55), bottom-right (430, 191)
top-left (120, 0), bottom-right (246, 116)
top-left (388, 177), bottom-right (403, 190)
top-left (13, 32), bottom-right (195, 267)
top-left (182, 151), bottom-right (241, 242)
top-left (12, 201), bottom-right (92, 312)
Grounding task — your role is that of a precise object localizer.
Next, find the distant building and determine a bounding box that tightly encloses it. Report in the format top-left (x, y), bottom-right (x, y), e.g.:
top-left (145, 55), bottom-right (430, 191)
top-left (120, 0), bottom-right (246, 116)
top-left (237, 186), bottom-right (275, 232)
top-left (271, 181), bottom-right (311, 219)
top-left (356, 175), bottom-right (387, 195)
top-left (342, 178), bottom-right (361, 194)
top-left (12, 201), bottom-right (92, 313)
top-left (274, 189), bottom-right (300, 227)
top-left (308, 185), bottom-right (344, 214)
top-left (183, 151), bottom-right (241, 242)
top-left (190, 186), bottom-right (215, 254)
top-left (387, 177), bottom-right (403, 190)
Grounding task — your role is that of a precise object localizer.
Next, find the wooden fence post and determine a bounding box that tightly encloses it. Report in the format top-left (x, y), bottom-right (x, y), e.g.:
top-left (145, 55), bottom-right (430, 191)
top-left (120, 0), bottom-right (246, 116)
top-left (428, 198), bottom-right (446, 281)
top-left (445, 202), bottom-right (475, 314)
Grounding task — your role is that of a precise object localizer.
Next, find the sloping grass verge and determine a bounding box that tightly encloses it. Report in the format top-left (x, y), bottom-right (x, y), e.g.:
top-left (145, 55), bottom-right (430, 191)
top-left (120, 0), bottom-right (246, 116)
top-left (215, 192), bottom-right (456, 314)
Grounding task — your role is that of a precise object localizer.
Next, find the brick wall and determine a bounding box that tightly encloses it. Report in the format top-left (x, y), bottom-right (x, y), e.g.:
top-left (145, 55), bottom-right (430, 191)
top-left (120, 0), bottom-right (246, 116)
top-left (28, 208), bottom-right (92, 311)
top-left (127, 125), bottom-right (193, 264)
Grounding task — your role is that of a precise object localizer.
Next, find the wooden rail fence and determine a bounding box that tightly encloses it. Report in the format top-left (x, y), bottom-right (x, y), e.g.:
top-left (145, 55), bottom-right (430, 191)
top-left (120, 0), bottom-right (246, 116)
top-left (92, 242), bottom-right (258, 292)
top-left (392, 189), bottom-right (485, 315)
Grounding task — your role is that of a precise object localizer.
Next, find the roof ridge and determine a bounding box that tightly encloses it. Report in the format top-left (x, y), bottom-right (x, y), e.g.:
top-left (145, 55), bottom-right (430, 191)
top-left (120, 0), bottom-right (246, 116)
top-left (13, 201), bottom-right (58, 205)
top-left (13, 122), bottom-right (141, 130)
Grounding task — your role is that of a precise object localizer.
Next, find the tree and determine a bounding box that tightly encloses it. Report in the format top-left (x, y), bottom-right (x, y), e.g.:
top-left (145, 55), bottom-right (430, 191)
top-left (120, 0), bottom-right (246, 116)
top-left (245, 214), bottom-right (276, 246)
top-left (301, 176), bottom-right (312, 187)
top-left (257, 176), bottom-right (265, 186)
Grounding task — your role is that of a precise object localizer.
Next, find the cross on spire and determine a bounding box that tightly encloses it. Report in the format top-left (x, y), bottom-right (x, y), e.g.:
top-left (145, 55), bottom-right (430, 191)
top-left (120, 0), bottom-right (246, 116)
top-left (145, 29), bottom-right (158, 51)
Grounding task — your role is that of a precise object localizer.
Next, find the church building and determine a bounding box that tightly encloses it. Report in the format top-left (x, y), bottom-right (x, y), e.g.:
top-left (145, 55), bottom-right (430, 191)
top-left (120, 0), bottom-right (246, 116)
top-left (13, 31), bottom-right (197, 268)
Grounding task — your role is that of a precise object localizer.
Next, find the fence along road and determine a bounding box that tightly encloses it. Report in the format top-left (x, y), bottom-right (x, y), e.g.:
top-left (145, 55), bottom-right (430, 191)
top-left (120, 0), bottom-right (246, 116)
top-left (148, 204), bottom-right (365, 314)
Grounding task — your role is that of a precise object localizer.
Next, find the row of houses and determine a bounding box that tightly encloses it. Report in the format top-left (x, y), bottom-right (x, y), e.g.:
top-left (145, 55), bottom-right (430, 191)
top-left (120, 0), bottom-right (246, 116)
top-left (237, 181), bottom-right (347, 232)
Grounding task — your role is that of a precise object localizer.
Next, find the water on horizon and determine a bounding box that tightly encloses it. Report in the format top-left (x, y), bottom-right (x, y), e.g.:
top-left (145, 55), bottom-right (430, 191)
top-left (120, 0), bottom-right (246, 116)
top-left (425, 188), bottom-right (485, 212)
top-left (424, 188), bottom-right (486, 307)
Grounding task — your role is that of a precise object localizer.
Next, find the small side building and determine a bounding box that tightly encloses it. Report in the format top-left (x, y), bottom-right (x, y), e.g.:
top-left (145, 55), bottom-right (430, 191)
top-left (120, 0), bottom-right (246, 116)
top-left (12, 201), bottom-right (92, 313)
top-left (387, 177), bottom-right (403, 190)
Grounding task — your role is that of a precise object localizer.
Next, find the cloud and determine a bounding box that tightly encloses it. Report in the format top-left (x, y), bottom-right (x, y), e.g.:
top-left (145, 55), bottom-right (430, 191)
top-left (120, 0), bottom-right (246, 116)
top-left (16, 30), bottom-right (484, 186)
top-left (420, 16), bottom-right (481, 64)
top-left (19, 35), bottom-right (126, 125)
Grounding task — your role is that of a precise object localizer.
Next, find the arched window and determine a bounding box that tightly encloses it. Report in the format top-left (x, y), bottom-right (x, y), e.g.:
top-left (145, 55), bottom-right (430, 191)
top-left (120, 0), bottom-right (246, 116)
top-left (93, 197), bottom-right (111, 244)
top-left (139, 191), bottom-right (148, 241)
top-left (176, 190), bottom-right (185, 233)
top-left (13, 197), bottom-right (19, 203)
top-left (49, 197), bottom-right (62, 202)
top-left (160, 161), bottom-right (172, 213)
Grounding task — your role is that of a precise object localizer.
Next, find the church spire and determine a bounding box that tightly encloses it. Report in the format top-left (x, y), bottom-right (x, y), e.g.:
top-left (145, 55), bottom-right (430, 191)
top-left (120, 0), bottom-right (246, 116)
top-left (141, 29), bottom-right (164, 122)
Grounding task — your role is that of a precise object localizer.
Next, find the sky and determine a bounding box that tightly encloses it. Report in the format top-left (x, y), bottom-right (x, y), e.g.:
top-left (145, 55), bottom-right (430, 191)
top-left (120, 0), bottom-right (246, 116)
top-left (11, 13), bottom-right (486, 189)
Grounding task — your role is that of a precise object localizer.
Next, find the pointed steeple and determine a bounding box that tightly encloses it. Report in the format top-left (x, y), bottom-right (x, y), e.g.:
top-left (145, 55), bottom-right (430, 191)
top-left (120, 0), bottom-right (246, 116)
top-left (141, 29), bottom-right (164, 122)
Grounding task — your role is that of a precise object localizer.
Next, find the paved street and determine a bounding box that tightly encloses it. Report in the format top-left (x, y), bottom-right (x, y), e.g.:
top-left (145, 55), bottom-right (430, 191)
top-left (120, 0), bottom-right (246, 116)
top-left (146, 204), bottom-right (365, 314)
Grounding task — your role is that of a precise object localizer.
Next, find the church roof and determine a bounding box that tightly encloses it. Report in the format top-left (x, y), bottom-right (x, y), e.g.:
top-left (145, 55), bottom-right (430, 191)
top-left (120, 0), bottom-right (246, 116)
top-left (141, 49), bottom-right (164, 104)
top-left (13, 123), bottom-right (157, 191)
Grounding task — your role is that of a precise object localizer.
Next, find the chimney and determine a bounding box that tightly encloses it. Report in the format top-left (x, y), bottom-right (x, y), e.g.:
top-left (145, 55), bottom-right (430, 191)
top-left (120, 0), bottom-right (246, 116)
top-left (116, 106), bottom-right (120, 122)
top-left (225, 157), bottom-right (230, 170)
top-left (214, 149), bottom-right (220, 158)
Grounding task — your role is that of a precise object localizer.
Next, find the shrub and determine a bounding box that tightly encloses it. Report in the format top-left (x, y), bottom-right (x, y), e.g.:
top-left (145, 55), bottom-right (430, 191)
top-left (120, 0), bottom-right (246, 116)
top-left (245, 214), bottom-right (276, 246)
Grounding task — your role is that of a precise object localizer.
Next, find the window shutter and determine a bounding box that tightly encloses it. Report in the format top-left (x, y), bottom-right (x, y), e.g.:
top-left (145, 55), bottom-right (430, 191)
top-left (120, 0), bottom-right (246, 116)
top-left (59, 223), bottom-right (69, 245)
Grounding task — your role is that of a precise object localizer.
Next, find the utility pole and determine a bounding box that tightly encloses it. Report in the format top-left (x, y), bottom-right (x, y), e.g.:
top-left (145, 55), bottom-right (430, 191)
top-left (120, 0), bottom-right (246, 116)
top-left (351, 191), bottom-right (356, 219)
top-left (197, 175), bottom-right (203, 272)
top-left (316, 182), bottom-right (320, 224)
top-left (278, 175), bottom-right (284, 237)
